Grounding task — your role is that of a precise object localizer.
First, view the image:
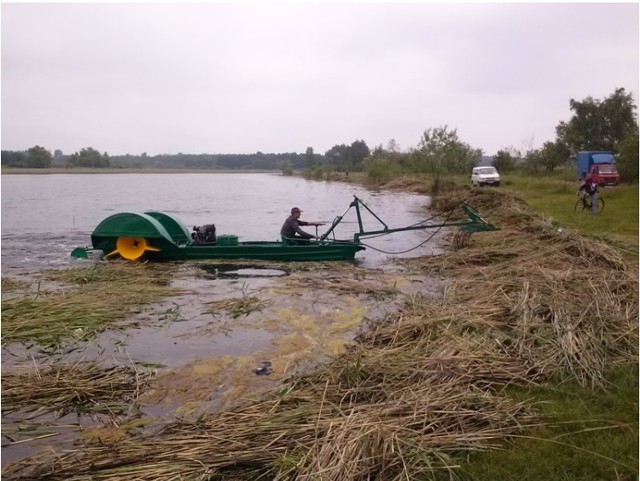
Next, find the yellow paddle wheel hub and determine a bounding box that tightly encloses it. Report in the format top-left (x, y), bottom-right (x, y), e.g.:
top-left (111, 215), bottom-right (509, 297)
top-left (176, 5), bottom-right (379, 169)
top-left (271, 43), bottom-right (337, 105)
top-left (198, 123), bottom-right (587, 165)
top-left (107, 237), bottom-right (161, 261)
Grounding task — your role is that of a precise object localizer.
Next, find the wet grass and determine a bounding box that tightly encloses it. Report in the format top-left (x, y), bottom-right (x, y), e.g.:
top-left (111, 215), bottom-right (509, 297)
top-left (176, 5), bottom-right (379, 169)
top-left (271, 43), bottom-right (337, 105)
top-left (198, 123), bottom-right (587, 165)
top-left (1, 277), bottom-right (30, 293)
top-left (2, 362), bottom-right (155, 419)
top-left (281, 273), bottom-right (398, 300)
top-left (1, 263), bottom-right (183, 347)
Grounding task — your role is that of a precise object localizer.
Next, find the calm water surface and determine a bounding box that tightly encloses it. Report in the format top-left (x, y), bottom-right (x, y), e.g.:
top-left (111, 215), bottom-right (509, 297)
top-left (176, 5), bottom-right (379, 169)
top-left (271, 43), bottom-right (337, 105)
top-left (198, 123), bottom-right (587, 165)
top-left (1, 173), bottom-right (444, 272)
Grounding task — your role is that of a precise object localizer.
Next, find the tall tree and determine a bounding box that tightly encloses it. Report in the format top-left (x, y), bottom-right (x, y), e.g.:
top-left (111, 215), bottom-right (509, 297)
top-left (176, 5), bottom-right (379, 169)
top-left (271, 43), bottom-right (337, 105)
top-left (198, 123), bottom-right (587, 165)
top-left (538, 140), bottom-right (571, 172)
top-left (492, 148), bottom-right (518, 173)
top-left (25, 145), bottom-right (52, 168)
top-left (616, 130), bottom-right (639, 183)
top-left (67, 147), bottom-right (110, 167)
top-left (414, 126), bottom-right (481, 175)
top-left (556, 88), bottom-right (638, 152)
top-left (413, 126), bottom-right (481, 193)
top-left (348, 140), bottom-right (370, 171)
top-left (304, 147), bottom-right (316, 169)
top-left (386, 139), bottom-right (400, 153)
top-left (324, 144), bottom-right (349, 168)
top-left (1, 150), bottom-right (26, 167)
top-left (522, 148), bottom-right (544, 175)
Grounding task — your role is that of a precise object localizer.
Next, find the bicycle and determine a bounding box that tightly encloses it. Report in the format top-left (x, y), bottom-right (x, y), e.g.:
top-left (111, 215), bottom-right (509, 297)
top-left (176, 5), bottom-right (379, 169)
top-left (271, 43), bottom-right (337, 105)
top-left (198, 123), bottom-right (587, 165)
top-left (574, 194), bottom-right (605, 214)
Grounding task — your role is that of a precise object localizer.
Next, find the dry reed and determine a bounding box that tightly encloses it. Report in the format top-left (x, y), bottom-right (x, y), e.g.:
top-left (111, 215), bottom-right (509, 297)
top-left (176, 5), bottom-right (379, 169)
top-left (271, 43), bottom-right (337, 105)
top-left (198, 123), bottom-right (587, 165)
top-left (402, 201), bottom-right (638, 387)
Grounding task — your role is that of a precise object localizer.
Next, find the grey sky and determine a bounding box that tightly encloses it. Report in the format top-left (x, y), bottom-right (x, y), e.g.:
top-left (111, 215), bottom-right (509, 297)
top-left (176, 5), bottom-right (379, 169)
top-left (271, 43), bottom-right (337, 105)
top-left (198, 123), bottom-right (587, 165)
top-left (1, 2), bottom-right (638, 157)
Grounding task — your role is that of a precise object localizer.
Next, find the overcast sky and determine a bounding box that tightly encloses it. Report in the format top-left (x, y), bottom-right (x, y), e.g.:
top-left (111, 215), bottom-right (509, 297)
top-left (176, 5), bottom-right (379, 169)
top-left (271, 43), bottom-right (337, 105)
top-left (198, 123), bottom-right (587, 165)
top-left (1, 2), bottom-right (638, 157)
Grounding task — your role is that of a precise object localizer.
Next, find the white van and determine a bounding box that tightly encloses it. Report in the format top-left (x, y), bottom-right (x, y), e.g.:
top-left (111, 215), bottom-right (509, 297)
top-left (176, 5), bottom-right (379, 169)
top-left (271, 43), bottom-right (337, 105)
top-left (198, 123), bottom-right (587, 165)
top-left (471, 166), bottom-right (500, 187)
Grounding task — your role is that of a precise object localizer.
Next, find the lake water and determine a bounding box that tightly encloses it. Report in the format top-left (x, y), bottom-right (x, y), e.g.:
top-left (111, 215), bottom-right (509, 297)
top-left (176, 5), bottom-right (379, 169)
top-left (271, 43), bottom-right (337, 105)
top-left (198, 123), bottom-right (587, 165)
top-left (1, 173), bottom-right (445, 273)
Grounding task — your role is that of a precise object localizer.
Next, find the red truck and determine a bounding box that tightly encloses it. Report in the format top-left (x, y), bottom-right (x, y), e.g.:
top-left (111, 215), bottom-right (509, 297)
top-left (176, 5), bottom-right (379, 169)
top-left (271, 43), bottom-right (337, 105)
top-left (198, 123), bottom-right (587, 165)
top-left (577, 151), bottom-right (621, 186)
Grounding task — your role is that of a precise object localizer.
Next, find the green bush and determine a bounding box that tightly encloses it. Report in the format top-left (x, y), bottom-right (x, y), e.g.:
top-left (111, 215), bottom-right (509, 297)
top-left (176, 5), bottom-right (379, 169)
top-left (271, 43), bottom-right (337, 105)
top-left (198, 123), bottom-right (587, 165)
top-left (366, 158), bottom-right (403, 185)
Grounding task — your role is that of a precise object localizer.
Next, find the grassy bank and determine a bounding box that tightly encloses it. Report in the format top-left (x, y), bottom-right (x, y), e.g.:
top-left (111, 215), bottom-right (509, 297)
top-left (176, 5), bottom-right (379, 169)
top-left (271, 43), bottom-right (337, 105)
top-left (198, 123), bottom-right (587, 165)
top-left (357, 168), bottom-right (638, 258)
top-left (443, 365), bottom-right (638, 481)
top-left (4, 183), bottom-right (636, 481)
top-left (499, 172), bottom-right (638, 249)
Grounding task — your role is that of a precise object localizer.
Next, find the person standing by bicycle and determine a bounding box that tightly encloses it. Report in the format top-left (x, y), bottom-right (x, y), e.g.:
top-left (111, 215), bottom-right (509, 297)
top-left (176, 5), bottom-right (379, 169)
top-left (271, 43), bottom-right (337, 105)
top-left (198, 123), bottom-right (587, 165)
top-left (577, 173), bottom-right (599, 214)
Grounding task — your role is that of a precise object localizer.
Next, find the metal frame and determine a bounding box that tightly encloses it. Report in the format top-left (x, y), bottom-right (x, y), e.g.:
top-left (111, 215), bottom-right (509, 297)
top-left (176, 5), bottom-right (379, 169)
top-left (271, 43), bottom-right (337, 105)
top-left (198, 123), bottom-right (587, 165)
top-left (319, 196), bottom-right (497, 243)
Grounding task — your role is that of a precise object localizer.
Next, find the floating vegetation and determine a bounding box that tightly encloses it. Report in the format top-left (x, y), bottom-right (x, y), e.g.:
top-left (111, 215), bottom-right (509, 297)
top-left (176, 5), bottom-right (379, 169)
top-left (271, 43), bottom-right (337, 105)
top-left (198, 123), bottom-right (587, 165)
top-left (204, 296), bottom-right (271, 319)
top-left (48, 261), bottom-right (179, 287)
top-left (198, 263), bottom-right (289, 278)
top-left (194, 259), bottom-right (340, 274)
top-left (1, 277), bottom-right (30, 293)
top-left (2, 362), bottom-right (154, 418)
top-left (1, 263), bottom-right (184, 347)
top-left (280, 274), bottom-right (398, 300)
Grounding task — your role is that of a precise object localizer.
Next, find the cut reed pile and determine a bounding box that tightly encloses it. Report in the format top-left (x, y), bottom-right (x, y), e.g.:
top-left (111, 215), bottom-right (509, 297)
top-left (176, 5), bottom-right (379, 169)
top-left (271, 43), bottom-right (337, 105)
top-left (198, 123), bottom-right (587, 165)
top-left (422, 185), bottom-right (638, 387)
top-left (2, 362), bottom-right (154, 418)
top-left (4, 187), bottom-right (637, 480)
top-left (4, 354), bottom-right (535, 480)
top-left (1, 263), bottom-right (182, 347)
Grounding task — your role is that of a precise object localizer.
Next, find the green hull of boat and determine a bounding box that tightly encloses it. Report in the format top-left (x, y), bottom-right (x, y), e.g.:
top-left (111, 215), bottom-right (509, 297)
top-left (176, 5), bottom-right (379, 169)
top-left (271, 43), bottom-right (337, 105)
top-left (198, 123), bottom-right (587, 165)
top-left (80, 211), bottom-right (364, 262)
top-left (92, 238), bottom-right (364, 262)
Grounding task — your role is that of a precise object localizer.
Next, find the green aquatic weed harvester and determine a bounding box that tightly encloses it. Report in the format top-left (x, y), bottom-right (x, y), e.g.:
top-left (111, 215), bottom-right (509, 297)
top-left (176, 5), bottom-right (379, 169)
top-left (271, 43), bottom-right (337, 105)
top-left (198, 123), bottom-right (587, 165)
top-left (72, 196), bottom-right (498, 262)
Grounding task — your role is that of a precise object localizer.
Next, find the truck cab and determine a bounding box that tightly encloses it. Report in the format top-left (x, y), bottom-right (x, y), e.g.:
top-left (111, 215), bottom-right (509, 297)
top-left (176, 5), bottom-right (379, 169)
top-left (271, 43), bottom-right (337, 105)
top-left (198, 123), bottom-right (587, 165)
top-left (577, 151), bottom-right (620, 186)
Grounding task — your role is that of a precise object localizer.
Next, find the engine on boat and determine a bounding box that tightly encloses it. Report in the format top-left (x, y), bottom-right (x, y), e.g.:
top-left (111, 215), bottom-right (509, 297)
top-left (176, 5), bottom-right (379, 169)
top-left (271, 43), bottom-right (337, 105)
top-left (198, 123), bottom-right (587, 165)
top-left (192, 224), bottom-right (217, 245)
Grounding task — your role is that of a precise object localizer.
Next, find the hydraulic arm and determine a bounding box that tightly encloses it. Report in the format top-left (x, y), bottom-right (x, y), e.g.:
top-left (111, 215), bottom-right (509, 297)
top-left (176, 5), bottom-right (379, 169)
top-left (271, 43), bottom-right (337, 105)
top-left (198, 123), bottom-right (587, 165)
top-left (319, 196), bottom-right (497, 243)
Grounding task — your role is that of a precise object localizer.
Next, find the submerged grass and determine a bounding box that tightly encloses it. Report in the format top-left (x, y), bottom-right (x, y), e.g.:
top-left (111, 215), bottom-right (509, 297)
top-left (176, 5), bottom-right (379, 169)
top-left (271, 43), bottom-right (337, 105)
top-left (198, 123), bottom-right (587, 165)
top-left (1, 262), bottom-right (182, 347)
top-left (280, 273), bottom-right (398, 300)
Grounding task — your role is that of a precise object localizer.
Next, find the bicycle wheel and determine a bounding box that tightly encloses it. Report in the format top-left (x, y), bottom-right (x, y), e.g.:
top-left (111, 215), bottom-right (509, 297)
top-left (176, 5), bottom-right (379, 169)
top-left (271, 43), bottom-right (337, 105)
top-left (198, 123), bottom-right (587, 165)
top-left (593, 197), bottom-right (605, 214)
top-left (574, 198), bottom-right (588, 214)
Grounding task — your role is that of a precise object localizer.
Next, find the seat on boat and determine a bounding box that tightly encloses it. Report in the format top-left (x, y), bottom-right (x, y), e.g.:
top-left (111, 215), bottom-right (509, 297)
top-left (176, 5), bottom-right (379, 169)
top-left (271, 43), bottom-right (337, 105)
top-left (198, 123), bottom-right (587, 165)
top-left (281, 236), bottom-right (311, 246)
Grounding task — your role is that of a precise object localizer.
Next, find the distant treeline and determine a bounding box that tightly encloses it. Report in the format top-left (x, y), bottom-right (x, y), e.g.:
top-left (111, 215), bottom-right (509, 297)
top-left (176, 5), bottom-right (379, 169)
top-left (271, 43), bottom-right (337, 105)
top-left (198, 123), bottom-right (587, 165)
top-left (112, 152), bottom-right (319, 170)
top-left (1, 141), bottom-right (372, 173)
